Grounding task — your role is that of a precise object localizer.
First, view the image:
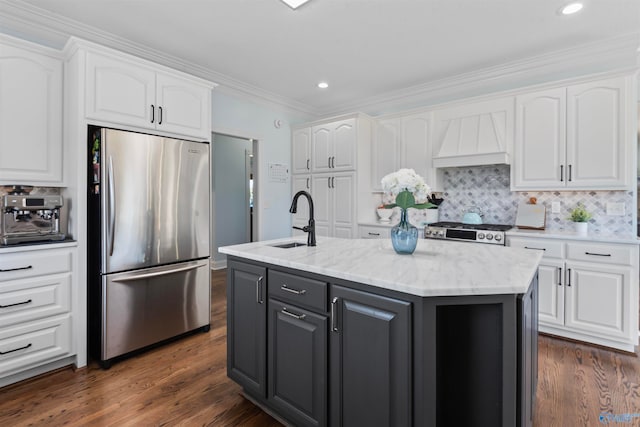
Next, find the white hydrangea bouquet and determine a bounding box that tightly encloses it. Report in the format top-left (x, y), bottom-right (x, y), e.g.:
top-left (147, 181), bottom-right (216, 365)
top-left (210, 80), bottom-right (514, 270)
top-left (381, 168), bottom-right (435, 210)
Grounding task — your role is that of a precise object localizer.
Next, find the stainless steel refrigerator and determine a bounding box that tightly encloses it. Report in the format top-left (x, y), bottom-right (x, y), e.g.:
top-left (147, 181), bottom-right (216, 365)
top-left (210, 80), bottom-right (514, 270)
top-left (87, 127), bottom-right (210, 368)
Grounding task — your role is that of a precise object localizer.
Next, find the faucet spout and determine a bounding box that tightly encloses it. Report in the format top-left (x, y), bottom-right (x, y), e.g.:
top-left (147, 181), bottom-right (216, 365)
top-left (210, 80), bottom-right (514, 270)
top-left (290, 190), bottom-right (316, 246)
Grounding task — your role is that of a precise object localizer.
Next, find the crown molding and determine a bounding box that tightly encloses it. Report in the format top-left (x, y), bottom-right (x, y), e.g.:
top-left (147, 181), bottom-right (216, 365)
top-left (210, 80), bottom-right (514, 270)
top-left (319, 32), bottom-right (640, 118)
top-left (0, 0), bottom-right (321, 118)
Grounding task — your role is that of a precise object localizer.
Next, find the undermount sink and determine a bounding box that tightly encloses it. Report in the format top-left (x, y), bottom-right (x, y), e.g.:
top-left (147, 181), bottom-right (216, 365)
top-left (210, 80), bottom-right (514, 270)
top-left (271, 242), bottom-right (307, 249)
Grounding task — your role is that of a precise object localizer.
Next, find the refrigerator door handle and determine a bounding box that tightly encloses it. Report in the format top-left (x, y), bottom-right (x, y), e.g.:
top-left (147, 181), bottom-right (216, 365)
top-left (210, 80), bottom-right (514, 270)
top-left (107, 156), bottom-right (116, 256)
top-left (111, 262), bottom-right (202, 282)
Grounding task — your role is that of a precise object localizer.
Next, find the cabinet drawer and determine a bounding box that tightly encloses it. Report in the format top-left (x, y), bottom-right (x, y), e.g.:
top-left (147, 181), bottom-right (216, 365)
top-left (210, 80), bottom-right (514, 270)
top-left (0, 314), bottom-right (72, 377)
top-left (360, 226), bottom-right (391, 239)
top-left (268, 270), bottom-right (327, 313)
top-left (0, 249), bottom-right (72, 282)
top-left (566, 242), bottom-right (635, 266)
top-left (0, 274), bottom-right (71, 327)
top-left (507, 237), bottom-right (564, 259)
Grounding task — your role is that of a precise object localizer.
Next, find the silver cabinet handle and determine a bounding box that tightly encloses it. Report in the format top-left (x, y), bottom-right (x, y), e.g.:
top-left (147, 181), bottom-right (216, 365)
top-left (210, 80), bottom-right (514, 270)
top-left (331, 297), bottom-right (339, 332)
top-left (560, 165), bottom-right (564, 182)
top-left (0, 299), bottom-right (32, 309)
top-left (281, 307), bottom-right (306, 320)
top-left (568, 164), bottom-right (572, 182)
top-left (557, 267), bottom-right (562, 286)
top-left (585, 252), bottom-right (611, 257)
top-left (107, 156), bottom-right (116, 256)
top-left (256, 275), bottom-right (264, 304)
top-left (0, 265), bottom-right (32, 273)
top-left (0, 343), bottom-right (32, 355)
top-left (150, 104), bottom-right (155, 123)
top-left (281, 284), bottom-right (306, 295)
top-left (566, 268), bottom-right (571, 287)
top-left (524, 246), bottom-right (546, 251)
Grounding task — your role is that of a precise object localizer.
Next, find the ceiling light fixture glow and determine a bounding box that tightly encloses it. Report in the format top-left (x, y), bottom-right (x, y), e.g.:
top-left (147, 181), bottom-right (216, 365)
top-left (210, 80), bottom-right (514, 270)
top-left (317, 82), bottom-right (329, 89)
top-left (560, 2), bottom-right (583, 15)
top-left (281, 0), bottom-right (311, 9)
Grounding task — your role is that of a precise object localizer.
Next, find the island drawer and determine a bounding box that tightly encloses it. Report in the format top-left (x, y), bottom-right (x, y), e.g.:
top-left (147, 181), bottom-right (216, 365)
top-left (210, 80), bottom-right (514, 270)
top-left (268, 270), bottom-right (327, 312)
top-left (507, 237), bottom-right (564, 259)
top-left (566, 242), bottom-right (635, 266)
top-left (0, 249), bottom-right (72, 282)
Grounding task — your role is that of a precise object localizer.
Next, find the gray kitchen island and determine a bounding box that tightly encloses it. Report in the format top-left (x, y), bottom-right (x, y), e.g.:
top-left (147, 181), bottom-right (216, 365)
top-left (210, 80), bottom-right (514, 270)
top-left (220, 237), bottom-right (542, 427)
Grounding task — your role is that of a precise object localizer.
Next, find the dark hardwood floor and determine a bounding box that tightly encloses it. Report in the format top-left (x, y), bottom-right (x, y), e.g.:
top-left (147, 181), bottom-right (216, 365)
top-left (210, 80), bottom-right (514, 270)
top-left (0, 269), bottom-right (638, 426)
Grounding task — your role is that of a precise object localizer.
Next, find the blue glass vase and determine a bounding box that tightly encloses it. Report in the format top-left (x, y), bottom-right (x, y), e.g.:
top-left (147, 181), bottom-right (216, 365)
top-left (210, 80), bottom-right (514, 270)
top-left (391, 208), bottom-right (418, 255)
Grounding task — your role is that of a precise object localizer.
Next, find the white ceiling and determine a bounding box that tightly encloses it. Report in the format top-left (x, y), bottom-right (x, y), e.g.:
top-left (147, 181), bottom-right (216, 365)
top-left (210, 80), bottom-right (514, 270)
top-left (8, 0), bottom-right (640, 115)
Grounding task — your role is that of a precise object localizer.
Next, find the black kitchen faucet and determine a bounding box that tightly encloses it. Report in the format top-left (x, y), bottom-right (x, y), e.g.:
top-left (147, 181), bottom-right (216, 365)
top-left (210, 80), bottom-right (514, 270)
top-left (289, 190), bottom-right (316, 246)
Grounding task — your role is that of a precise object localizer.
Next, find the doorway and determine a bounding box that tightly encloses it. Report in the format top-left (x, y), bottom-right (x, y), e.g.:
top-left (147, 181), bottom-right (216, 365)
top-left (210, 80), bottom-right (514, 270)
top-left (211, 133), bottom-right (258, 270)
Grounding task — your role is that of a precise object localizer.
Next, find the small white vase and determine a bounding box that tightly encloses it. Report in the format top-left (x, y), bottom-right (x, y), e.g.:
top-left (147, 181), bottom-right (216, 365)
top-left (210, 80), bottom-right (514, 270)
top-left (575, 222), bottom-right (588, 235)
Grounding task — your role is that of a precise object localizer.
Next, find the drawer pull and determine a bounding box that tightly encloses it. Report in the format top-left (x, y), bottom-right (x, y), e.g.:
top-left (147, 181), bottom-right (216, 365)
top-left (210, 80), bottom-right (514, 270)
top-left (0, 343), bottom-right (32, 355)
top-left (0, 265), bottom-right (33, 273)
top-left (281, 307), bottom-right (306, 320)
top-left (0, 299), bottom-right (32, 309)
top-left (585, 252), bottom-right (611, 257)
top-left (281, 284), bottom-right (306, 295)
top-left (524, 246), bottom-right (545, 251)
top-left (368, 232), bottom-right (381, 236)
top-left (331, 297), bottom-right (339, 332)
top-left (256, 276), bottom-right (264, 304)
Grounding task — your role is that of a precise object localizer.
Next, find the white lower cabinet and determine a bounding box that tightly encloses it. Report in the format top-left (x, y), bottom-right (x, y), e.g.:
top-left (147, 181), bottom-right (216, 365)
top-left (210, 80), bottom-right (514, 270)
top-left (313, 172), bottom-right (355, 238)
top-left (0, 246), bottom-right (76, 385)
top-left (359, 224), bottom-right (391, 239)
top-left (507, 236), bottom-right (638, 352)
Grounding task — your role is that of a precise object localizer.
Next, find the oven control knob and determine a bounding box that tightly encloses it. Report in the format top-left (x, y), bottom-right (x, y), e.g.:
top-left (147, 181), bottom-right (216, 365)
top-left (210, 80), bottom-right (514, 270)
top-left (495, 234), bottom-right (502, 241)
top-left (425, 230), bottom-right (432, 236)
top-left (486, 234), bottom-right (494, 241)
top-left (437, 231), bottom-right (445, 237)
top-left (477, 232), bottom-right (485, 239)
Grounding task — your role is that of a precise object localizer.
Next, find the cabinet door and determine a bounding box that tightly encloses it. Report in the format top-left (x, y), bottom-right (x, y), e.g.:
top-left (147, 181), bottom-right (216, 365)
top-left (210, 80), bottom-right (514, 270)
top-left (0, 44), bottom-right (62, 184)
top-left (292, 175), bottom-right (312, 237)
top-left (227, 260), bottom-right (267, 397)
top-left (402, 112), bottom-right (432, 186)
top-left (292, 128), bottom-right (312, 174)
top-left (312, 175), bottom-right (331, 238)
top-left (331, 173), bottom-right (355, 239)
top-left (332, 118), bottom-right (356, 171)
top-left (371, 118), bottom-right (400, 191)
top-left (512, 88), bottom-right (566, 189)
top-left (312, 125), bottom-right (332, 173)
top-left (268, 299), bottom-right (327, 427)
top-left (85, 52), bottom-right (156, 129)
top-left (566, 77), bottom-right (629, 188)
top-left (537, 259), bottom-right (565, 327)
top-left (518, 276), bottom-right (538, 427)
top-left (155, 72), bottom-right (211, 140)
top-left (330, 285), bottom-right (412, 427)
top-left (564, 262), bottom-right (632, 340)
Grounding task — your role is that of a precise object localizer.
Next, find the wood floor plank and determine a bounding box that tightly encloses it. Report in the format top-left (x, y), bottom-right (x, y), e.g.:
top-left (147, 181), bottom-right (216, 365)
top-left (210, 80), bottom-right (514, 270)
top-left (0, 269), bottom-right (638, 426)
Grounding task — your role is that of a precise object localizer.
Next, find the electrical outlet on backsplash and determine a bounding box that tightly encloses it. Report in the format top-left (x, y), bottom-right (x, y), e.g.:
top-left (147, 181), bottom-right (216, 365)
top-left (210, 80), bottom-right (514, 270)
top-left (437, 165), bottom-right (634, 235)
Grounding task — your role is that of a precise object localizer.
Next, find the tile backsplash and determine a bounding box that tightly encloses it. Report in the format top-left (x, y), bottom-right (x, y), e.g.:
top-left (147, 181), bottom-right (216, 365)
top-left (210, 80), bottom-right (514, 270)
top-left (436, 165), bottom-right (634, 235)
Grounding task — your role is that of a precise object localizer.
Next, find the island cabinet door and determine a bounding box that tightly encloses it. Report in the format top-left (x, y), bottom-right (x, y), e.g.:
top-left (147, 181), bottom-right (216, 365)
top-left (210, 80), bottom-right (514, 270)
top-left (226, 260), bottom-right (267, 398)
top-left (267, 299), bottom-right (328, 427)
top-left (329, 285), bottom-right (412, 427)
top-left (518, 275), bottom-right (539, 427)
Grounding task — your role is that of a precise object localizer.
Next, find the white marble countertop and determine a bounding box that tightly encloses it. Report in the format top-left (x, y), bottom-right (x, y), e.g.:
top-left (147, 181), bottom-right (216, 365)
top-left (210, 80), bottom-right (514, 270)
top-left (507, 228), bottom-right (640, 245)
top-left (219, 237), bottom-right (542, 297)
top-left (0, 239), bottom-right (77, 253)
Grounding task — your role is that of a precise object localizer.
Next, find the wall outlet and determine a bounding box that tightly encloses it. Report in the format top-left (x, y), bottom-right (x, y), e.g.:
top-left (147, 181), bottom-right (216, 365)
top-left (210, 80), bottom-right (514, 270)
top-left (606, 202), bottom-right (625, 216)
top-left (551, 201), bottom-right (561, 214)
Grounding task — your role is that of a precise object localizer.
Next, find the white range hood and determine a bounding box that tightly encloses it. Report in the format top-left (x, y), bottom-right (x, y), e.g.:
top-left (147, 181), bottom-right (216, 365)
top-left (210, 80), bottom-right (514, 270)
top-left (432, 96), bottom-right (514, 168)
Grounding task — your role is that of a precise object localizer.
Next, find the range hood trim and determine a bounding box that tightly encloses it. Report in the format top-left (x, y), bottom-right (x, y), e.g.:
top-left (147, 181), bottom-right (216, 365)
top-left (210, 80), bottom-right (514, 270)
top-left (433, 152), bottom-right (510, 168)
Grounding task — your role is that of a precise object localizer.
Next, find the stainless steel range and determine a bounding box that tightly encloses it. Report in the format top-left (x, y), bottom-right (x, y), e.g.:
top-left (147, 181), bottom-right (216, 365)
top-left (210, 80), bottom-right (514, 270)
top-left (424, 221), bottom-right (512, 245)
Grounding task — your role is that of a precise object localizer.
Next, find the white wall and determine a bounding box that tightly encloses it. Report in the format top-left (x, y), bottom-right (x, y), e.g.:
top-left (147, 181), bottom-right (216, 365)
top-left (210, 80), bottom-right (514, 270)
top-left (211, 91), bottom-right (314, 242)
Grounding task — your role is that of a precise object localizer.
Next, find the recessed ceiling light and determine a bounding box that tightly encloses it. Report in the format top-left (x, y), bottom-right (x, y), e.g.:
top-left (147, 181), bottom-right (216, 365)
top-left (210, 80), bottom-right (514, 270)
top-left (317, 82), bottom-right (329, 89)
top-left (560, 2), bottom-right (583, 15)
top-left (280, 0), bottom-right (311, 9)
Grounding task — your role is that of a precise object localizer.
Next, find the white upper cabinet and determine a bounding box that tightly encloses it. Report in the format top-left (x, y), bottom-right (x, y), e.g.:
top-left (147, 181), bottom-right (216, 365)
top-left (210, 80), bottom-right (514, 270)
top-left (0, 37), bottom-right (63, 185)
top-left (311, 118), bottom-right (356, 173)
top-left (292, 127), bottom-right (311, 174)
top-left (371, 111), bottom-right (435, 191)
top-left (83, 46), bottom-right (213, 140)
top-left (432, 97), bottom-right (514, 168)
top-left (512, 77), bottom-right (630, 190)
